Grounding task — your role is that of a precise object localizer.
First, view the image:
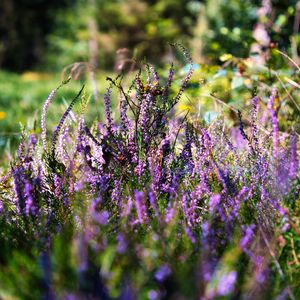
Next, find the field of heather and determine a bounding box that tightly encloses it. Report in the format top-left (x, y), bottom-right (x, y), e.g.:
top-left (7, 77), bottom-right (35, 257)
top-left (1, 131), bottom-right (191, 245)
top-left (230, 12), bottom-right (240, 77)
top-left (0, 1), bottom-right (300, 300)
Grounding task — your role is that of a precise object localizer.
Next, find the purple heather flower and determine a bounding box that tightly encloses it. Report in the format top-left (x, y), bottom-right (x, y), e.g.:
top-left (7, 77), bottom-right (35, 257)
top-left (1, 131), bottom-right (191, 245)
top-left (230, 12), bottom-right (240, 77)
top-left (134, 190), bottom-right (148, 223)
top-left (216, 271), bottom-right (237, 296)
top-left (119, 97), bottom-right (129, 133)
top-left (91, 196), bottom-right (102, 211)
top-left (52, 85), bottom-right (84, 152)
top-left (104, 87), bottom-right (113, 130)
top-left (111, 180), bottom-right (122, 207)
top-left (209, 194), bottom-right (221, 213)
top-left (13, 166), bottom-right (26, 214)
top-left (289, 132), bottom-right (298, 179)
top-left (281, 219), bottom-right (290, 232)
top-left (230, 186), bottom-right (249, 220)
top-left (62, 294), bottom-right (79, 300)
top-left (53, 174), bottom-right (63, 196)
top-left (201, 221), bottom-right (210, 239)
top-left (151, 65), bottom-right (160, 83)
top-left (181, 193), bottom-right (190, 222)
top-left (117, 233), bottom-right (127, 254)
top-left (134, 160), bottom-right (146, 178)
top-left (274, 289), bottom-right (289, 300)
top-left (148, 191), bottom-right (159, 218)
top-left (251, 96), bottom-right (260, 150)
top-left (127, 121), bottom-right (138, 163)
top-left (135, 75), bottom-right (144, 94)
top-left (93, 210), bottom-right (109, 225)
top-left (0, 200), bottom-right (3, 213)
top-left (57, 125), bottom-right (71, 164)
top-left (165, 202), bottom-right (176, 223)
top-left (162, 64), bottom-right (175, 100)
top-left (138, 93), bottom-right (153, 144)
top-left (237, 111), bottom-right (247, 141)
top-left (268, 88), bottom-right (279, 160)
top-left (185, 226), bottom-right (197, 244)
top-left (201, 258), bottom-right (215, 282)
top-left (148, 290), bottom-right (159, 300)
top-left (278, 206), bottom-right (287, 216)
top-left (240, 224), bottom-right (255, 251)
top-left (25, 180), bottom-right (35, 216)
top-left (41, 80), bottom-right (70, 151)
top-left (122, 196), bottom-right (133, 217)
top-left (119, 283), bottom-right (136, 300)
top-left (148, 155), bottom-right (162, 194)
top-left (155, 265), bottom-right (172, 282)
top-left (229, 127), bottom-right (247, 149)
top-left (27, 133), bottom-right (37, 155)
top-left (256, 268), bottom-right (269, 284)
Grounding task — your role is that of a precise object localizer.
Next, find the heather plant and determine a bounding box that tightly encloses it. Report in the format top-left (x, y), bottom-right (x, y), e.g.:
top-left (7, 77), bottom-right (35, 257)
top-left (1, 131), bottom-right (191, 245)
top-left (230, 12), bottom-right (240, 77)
top-left (0, 47), bottom-right (299, 300)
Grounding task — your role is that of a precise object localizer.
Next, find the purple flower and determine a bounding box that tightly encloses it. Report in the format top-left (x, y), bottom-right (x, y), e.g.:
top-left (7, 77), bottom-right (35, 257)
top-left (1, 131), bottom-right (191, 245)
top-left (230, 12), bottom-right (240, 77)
top-left (117, 233), bottom-right (127, 254)
top-left (93, 210), bottom-right (109, 225)
top-left (119, 97), bottom-right (129, 133)
top-left (230, 186), bottom-right (249, 220)
top-left (104, 87), bottom-right (113, 131)
top-left (148, 290), bottom-right (159, 300)
top-left (111, 180), bottom-right (122, 207)
top-left (52, 85), bottom-right (84, 153)
top-left (134, 160), bottom-right (146, 178)
top-left (162, 64), bottom-right (175, 100)
top-left (268, 88), bottom-right (279, 160)
top-left (289, 132), bottom-right (298, 179)
top-left (165, 202), bottom-right (176, 223)
top-left (209, 194), bottom-right (221, 213)
top-left (25, 180), bottom-right (35, 216)
top-left (134, 190), bottom-right (148, 223)
top-left (13, 166), bottom-right (26, 214)
top-left (138, 93), bottom-right (153, 145)
top-left (155, 265), bottom-right (171, 282)
top-left (240, 224), bottom-right (255, 250)
top-left (148, 191), bottom-right (159, 218)
top-left (185, 226), bottom-right (197, 244)
top-left (217, 271), bottom-right (237, 296)
top-left (251, 96), bottom-right (260, 150)
top-left (122, 196), bottom-right (133, 217)
top-left (41, 78), bottom-right (71, 151)
top-left (238, 110), bottom-right (250, 142)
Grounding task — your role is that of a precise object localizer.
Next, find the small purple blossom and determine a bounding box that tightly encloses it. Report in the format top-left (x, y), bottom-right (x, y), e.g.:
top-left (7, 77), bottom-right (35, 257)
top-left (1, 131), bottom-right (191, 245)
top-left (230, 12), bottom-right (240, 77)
top-left (240, 224), bottom-right (255, 251)
top-left (216, 271), bottom-right (237, 296)
top-left (209, 194), bottom-right (221, 213)
top-left (93, 210), bottom-right (109, 225)
top-left (268, 88), bottom-right (279, 160)
top-left (155, 265), bottom-right (172, 282)
top-left (289, 132), bottom-right (298, 179)
top-left (104, 87), bottom-right (113, 130)
top-left (134, 190), bottom-right (148, 223)
top-left (117, 233), bottom-right (127, 254)
top-left (148, 290), bottom-right (159, 300)
top-left (25, 180), bottom-right (35, 216)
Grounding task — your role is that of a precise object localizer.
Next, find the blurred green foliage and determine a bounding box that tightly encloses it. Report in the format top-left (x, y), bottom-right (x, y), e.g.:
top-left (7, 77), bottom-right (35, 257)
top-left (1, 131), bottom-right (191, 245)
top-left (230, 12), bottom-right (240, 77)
top-left (194, 0), bottom-right (300, 61)
top-left (1, 0), bottom-right (299, 71)
top-left (43, 0), bottom-right (201, 70)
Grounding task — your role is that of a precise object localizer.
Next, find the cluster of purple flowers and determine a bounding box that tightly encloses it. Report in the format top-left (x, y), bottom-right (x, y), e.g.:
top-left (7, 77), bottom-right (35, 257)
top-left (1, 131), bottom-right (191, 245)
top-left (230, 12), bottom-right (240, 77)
top-left (0, 49), bottom-right (299, 299)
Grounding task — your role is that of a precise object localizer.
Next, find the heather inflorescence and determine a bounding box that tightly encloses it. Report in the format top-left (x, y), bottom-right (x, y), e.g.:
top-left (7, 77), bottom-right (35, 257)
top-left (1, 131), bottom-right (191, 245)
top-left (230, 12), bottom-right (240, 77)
top-left (0, 50), bottom-right (299, 300)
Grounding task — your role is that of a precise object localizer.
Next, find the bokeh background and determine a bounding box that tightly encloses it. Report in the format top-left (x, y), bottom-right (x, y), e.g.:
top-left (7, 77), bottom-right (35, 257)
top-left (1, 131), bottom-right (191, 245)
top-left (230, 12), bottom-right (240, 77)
top-left (0, 0), bottom-right (299, 153)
